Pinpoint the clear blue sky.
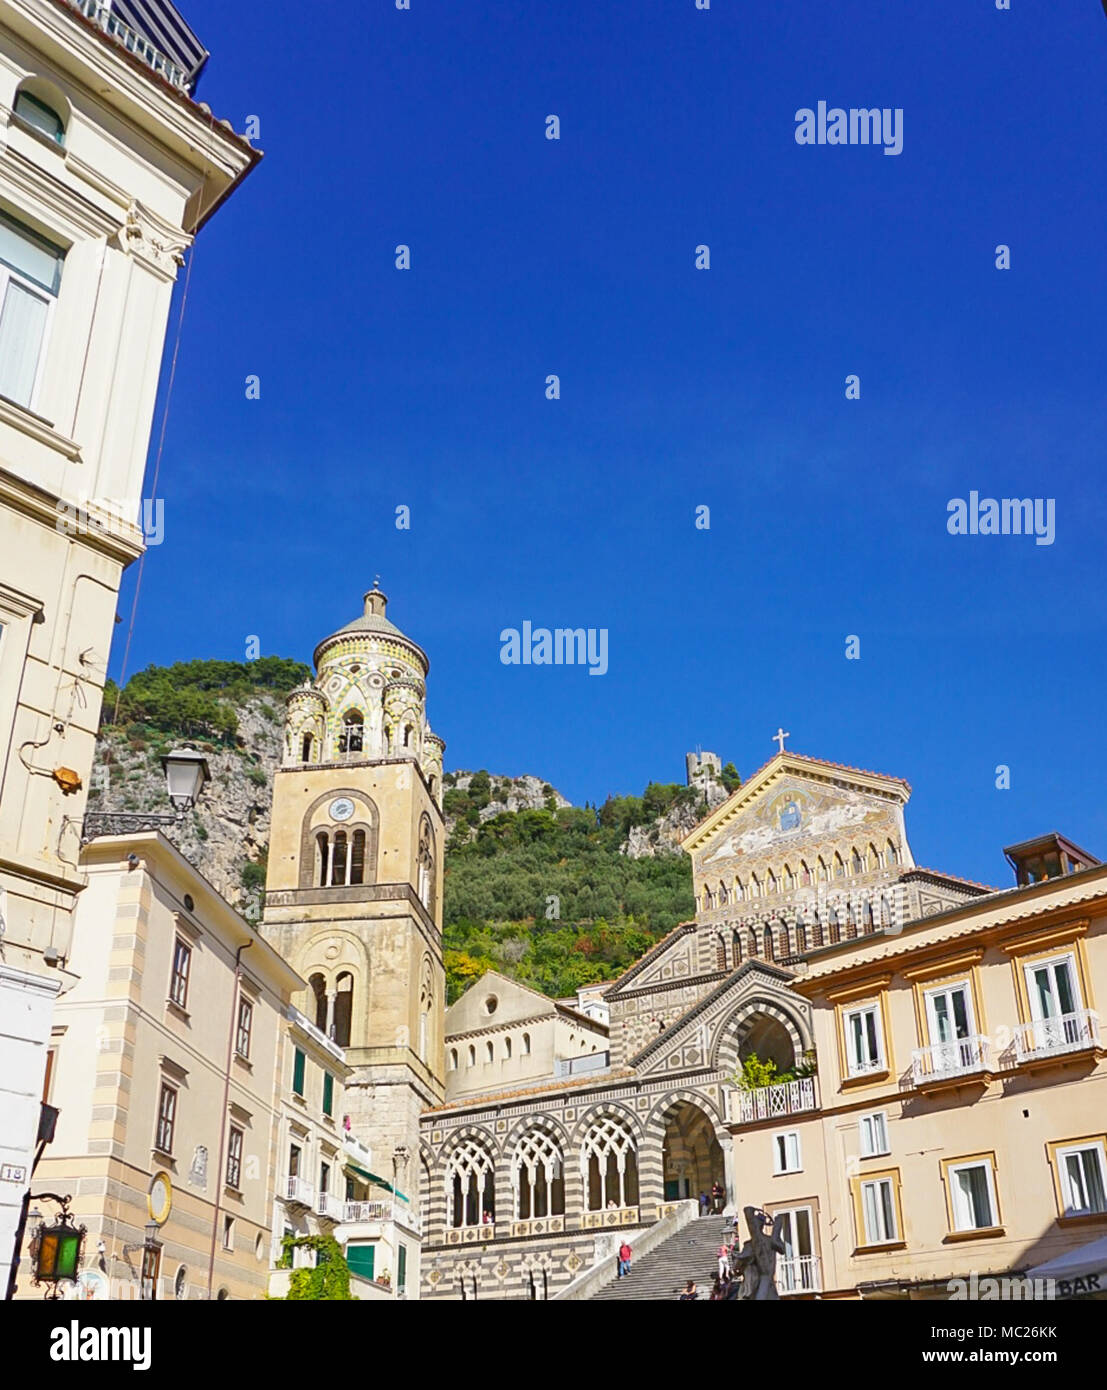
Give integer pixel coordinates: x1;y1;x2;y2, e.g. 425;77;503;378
115;0;1107;887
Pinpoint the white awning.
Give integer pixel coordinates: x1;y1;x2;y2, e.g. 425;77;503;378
1025;1236;1107;1296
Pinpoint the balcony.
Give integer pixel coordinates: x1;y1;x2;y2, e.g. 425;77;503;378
912;1036;990;1092
315;1191;344;1222
340;1199;421;1235
71;0;192;89
730;1076;817;1125
283;1176;314;1208
1014;1010;1102;1065
580;1206;639;1230
778;1255;821;1295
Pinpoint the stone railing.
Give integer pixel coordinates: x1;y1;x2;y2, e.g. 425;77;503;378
551;1200;699;1301
580;1206;639;1230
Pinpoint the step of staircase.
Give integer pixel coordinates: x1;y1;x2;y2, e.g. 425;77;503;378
588;1214;731;1301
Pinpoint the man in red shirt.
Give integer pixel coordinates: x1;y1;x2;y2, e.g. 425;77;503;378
617;1241;633;1279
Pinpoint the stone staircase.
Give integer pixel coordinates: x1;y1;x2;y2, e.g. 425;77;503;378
589;1214;729;1301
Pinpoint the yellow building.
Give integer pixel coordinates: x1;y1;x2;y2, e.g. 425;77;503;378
20;832;301;1301
731;832;1107;1298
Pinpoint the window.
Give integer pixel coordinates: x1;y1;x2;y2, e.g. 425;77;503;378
170;938;191;1009
858;1112;889;1158
235;997;253;1060
512;1124;566;1219
844;1004;884;1076
776;1207;817;1292
301;732;313;763
467;1045;476;1067
448;1048;458;1071
14;90;64;144
773;1131;801;1174
155;1083;177;1155
485;1041;494;1064
504;1036;512;1060
397;1243;407;1294
292;1048;306;1097
0;210;64;409
522;1033;531;1056
946;1159;998;1232
226;1126;244;1189
1056;1142;1107;1216
322;1071;334;1117
288;1143;301;1178
347;1243;375;1281
1026;955;1078;1021
320;1161;330;1195
860;1176;897;1244
338;710;364;754
222;1215;235;1251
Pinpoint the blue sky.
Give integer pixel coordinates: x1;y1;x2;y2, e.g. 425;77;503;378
116;0;1107;886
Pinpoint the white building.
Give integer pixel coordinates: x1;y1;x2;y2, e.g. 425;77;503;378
0;0;256;1291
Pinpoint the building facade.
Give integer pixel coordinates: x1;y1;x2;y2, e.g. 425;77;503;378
0;0;256;1289
18;831;301;1301
417;750;995;1300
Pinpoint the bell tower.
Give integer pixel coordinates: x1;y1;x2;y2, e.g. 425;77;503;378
261;584;446;1189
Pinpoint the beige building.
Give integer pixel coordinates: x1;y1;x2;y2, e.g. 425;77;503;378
444;971;610;1104
736;831;1107;1298
19;832;301;1301
0;0;256;1288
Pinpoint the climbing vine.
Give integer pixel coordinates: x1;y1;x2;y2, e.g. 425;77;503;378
274;1233;354;1301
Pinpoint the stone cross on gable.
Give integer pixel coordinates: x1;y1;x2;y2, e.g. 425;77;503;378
773;728;790;755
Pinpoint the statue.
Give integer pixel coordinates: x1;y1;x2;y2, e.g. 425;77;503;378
732;1206;787;1300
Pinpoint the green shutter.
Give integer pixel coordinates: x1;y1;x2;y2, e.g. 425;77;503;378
322;1071;333;1116
293;1048;305;1096
346;1243;375;1281
397;1243;407;1291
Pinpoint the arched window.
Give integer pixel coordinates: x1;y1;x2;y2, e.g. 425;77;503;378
767;870;777;894
513;1125;565;1219
731;929;742;966
702;887;714;910
403;724;413;749
827;905;840;944
446;1137;496;1228
852;849;863;874
485;1040;494;1064
734;878;745;901
800;861;811;887
315;831;330;888
301;733;313;763
718;881;728;906
418;958;433;1063
862;898;874;931
333;972;353;1048
522;1033;531;1056
448;1048;458;1071
833;853;845;879
796;921;807;951
581;1114;639;1211
468;1045;476;1067
750;874;760;899
417;817;436;911
338;710;364;755
331;831;348;886
309;973;327;1033
350;829;366;885
887;840;898;866
748;927;759;958
811;911;823;948
716;935;727;971
15;88;65;145
817;858;828;882
784;864;795;891
504;1036;512;1060
764;925;775;960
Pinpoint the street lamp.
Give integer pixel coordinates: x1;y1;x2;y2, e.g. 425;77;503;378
81;743;211;842
26;1194;86;1300
162;746;211;812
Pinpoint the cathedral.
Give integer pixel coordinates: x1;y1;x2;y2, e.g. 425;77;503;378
262;587;1080;1301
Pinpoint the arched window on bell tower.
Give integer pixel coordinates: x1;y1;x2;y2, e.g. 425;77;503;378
338;710;364;755
417;815;436;911
301;732;313;763
334;972;354;1048
309;973;327;1033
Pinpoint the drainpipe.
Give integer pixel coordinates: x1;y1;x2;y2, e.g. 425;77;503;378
206;940;251;1298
